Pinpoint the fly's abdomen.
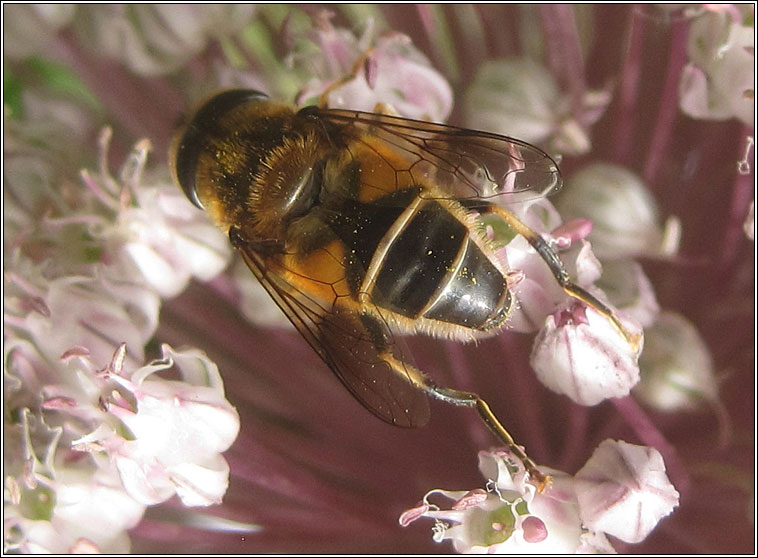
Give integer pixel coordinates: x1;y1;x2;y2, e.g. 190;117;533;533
368;199;511;332
421;236;511;331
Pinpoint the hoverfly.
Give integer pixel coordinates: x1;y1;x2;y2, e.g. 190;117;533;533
170;89;638;490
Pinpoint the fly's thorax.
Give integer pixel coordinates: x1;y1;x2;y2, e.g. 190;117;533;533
171;89;331;243
245;129;332;244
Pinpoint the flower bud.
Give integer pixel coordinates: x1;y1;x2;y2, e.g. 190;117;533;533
530;302;642;406
465;58;610;155
596;260;660;329
635;311;718;412
556;163;680;260
575;440;680;543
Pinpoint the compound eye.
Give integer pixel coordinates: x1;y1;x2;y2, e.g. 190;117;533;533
170;89;271;210
174;155;205;209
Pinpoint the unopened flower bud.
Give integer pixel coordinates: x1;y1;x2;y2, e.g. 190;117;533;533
556;164;679;260
465;58;610;155
635;311;718;412
596;260;660;328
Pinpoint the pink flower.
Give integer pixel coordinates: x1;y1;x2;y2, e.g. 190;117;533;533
401;446;678;552
73;345;239;507
678;5;754;125
530;302;642;406
294;12;453;120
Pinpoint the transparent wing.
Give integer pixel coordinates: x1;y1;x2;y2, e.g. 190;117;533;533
236;243;430;428
313;108;562;204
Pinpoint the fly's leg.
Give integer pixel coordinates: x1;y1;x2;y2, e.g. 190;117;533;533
317;48;376;109
481;204;642;352
420;369;551;490
427;382;552;492
370;332;552;492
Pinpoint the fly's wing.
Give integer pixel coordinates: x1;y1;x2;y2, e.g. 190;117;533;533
236;243;430;428
313;108;562;205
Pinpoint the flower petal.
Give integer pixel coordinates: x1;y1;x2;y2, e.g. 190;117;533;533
530;303;642;406
575;440;680;543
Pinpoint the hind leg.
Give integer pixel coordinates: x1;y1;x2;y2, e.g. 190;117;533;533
480;203;641;351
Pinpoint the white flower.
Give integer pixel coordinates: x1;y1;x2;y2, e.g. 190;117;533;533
43;466;146;553
7;269;159;367
3;408;145;553
6;128;232;340
530;301;642;406
401;444;678;553
400;449;597;554
89;133;232;298
114;180;232;298
574;440;680;543
73;344;240;507
4;336;239;551
679;6;754;125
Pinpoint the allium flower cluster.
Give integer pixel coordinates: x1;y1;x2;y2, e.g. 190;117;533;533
4;341;239;553
4;87;237;550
